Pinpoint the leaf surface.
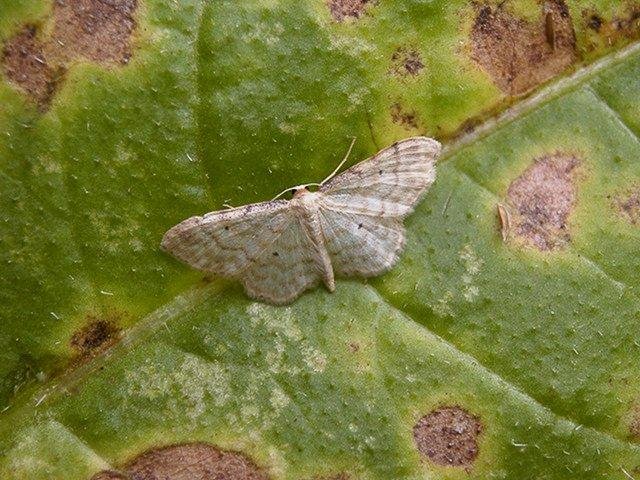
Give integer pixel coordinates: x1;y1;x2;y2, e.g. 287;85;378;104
1;0;640;478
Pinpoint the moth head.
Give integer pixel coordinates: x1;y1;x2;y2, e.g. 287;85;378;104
272;183;320;201
291;185;311;198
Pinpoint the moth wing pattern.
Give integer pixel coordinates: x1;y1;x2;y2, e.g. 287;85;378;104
320;136;440;218
161;200;324;304
318;208;405;277
317;136;440;276
161;200;292;276
240;216;324;304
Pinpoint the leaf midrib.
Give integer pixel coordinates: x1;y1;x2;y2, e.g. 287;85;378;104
442;40;640;158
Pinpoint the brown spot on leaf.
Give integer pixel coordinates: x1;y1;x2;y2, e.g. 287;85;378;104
612;4;640;35
413;406;482;468
615;188;640;225
2;26;63;109
389;47;424;77
586;13;604;32
71;317;120;359
2;0;137;109
49;0;137;64
470;0;577;95
582;4;640;50
90;472;128;480
390;103;419;130
506;153;580;251
90;443;269;480
630;407;640;440
458;117;482;137
327;0;373;22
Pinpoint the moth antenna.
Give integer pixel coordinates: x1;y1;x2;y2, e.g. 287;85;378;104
321;137;356;185
271;182;323;201
271;187;294;201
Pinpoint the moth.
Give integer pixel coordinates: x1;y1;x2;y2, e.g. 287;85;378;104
161;136;441;304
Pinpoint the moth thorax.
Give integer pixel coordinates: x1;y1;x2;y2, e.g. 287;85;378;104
292;190;322;214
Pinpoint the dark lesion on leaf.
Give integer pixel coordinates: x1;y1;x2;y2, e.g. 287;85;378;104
327;0;375;22
581;3;640;51
2;25;64;109
457;116;481;137
470;0;578;96
413;405;483;468
389;47;424;77
504;153;580;251
585;12;604;32
611;4;640;35
70;316;121;361
613;187;640;225
390;102;420;130
53;0;137;64
1;0;137;110
90;443;270;480
629;404;640;441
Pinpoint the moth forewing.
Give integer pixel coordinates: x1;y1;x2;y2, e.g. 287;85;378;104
320;136;440;217
160;200;292;276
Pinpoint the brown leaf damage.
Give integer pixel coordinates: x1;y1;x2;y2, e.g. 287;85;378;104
470;0;577;96
413;406;483;468
327;0;374;22
71;316;121;361
506;153;580;251
2;0;137;110
390;102;419;130
389;47;424;77
582;3;640;48
614;188;640;225
90;443;269;480
2;26;63;108
49;0;137;64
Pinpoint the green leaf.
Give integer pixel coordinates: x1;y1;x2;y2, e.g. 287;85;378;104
2;0;640;478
